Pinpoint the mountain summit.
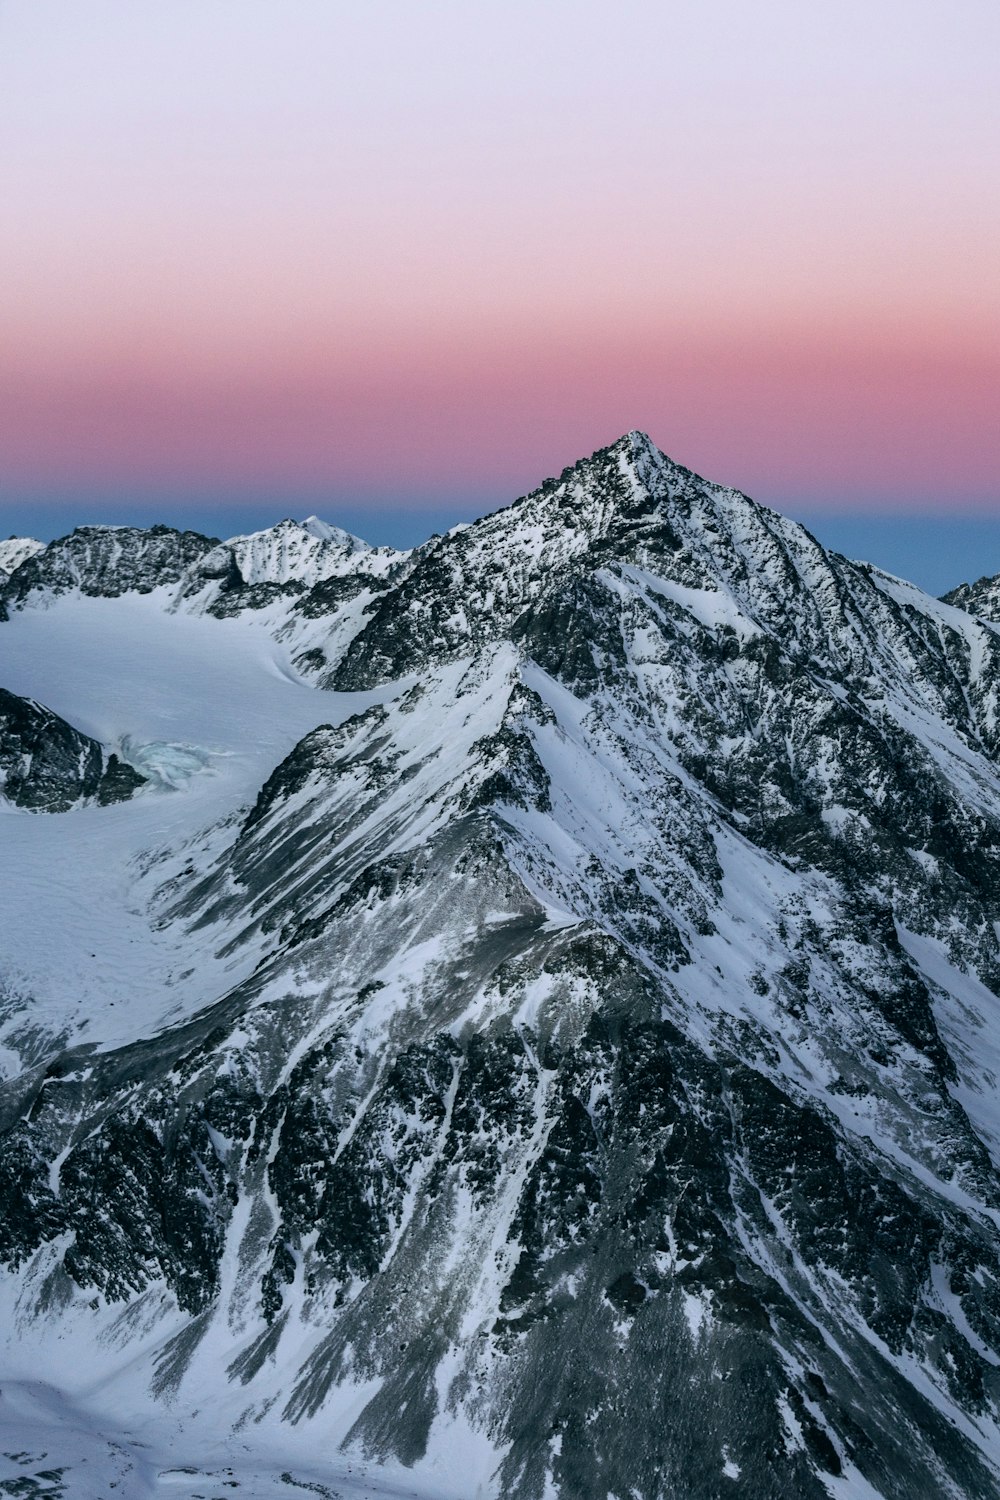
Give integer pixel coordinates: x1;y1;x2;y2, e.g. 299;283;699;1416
3;436;1000;1497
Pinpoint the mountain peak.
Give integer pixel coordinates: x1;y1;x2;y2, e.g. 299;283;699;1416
0;536;44;580
616;427;659;454
299;515;369;552
217;516;372;557
605;427;678;469
330;430;790;690
551;429;696;511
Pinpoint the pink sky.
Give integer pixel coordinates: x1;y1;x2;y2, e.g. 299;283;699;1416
1;0;997;515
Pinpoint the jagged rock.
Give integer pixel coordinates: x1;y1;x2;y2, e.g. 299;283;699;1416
0;688;146;810
1;523;219;610
943;572;1000;620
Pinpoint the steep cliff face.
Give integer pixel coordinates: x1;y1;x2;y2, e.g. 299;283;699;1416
4;436;1000;1498
1;523;219;611
943;571;1000;622
0;687;145;810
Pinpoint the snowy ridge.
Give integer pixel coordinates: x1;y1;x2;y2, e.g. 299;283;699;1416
1;516;413;689
0;515;404;614
172;517;413;689
944;571;1000;624
4;434;1000;1498
0;535;44;580
186;516;387;595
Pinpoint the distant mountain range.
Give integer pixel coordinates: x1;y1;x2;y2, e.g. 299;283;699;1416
4;432;1000;1498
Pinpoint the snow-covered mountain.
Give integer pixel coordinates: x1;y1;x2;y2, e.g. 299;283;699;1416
0;515;393;606
177;515;406;616
4;434;1000;1498
943;572;1000;622
1;516;412;691
0;535;44;582
201;515;370;587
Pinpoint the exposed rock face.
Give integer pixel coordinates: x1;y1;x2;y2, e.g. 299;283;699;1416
0;688;145;810
4;436;1000;1497
943;572;1000;621
1;523;219;611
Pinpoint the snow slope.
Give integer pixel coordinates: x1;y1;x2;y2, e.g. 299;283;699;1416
0;592;392;1058
0;535;44;579
210;516;370;587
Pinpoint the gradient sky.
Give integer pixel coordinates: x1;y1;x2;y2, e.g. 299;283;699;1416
1;2;998;588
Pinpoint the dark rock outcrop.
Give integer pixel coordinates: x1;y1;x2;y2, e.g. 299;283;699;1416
0;688;145;810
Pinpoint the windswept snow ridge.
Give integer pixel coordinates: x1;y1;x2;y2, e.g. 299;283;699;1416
0;535;44;581
4;438;1000;1498
182;515;394;602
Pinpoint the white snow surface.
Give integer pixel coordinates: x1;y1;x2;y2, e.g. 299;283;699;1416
0;592;387;1055
0;535;44;577
204;517;374;589
0;1376;482;1499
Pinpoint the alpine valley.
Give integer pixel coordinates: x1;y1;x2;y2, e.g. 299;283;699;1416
5;432;1000;1499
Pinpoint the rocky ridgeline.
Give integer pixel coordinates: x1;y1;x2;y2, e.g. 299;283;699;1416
0;516;409;623
0;523;220;614
943;573;1000;622
5;436;1000;1497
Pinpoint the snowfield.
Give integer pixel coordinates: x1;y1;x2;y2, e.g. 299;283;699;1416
0;592;387;1056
